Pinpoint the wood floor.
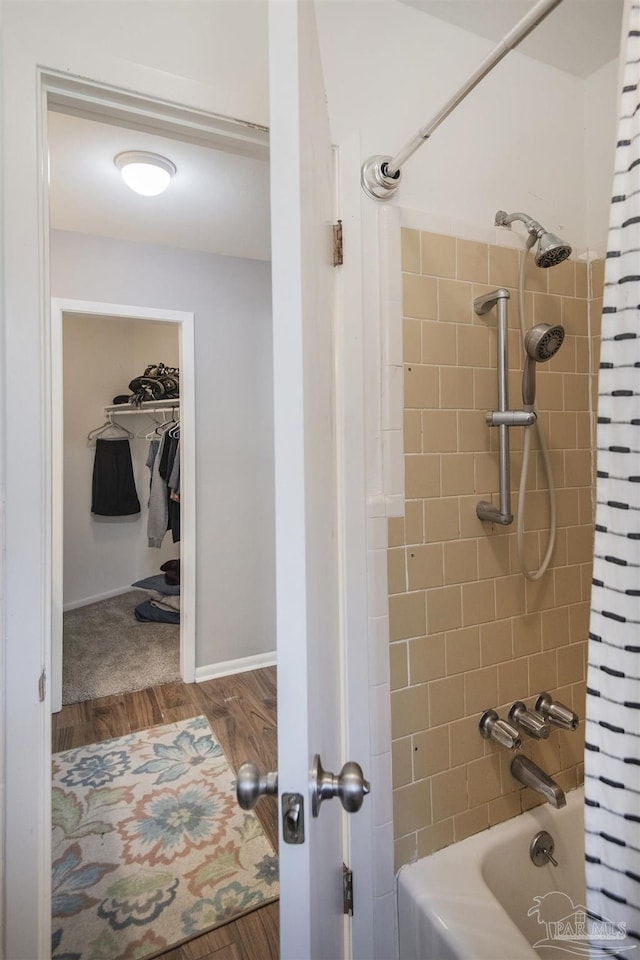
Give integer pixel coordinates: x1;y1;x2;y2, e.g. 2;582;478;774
52;667;279;960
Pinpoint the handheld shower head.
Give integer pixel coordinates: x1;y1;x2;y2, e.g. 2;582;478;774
525;323;565;361
522;323;565;408
495;211;572;268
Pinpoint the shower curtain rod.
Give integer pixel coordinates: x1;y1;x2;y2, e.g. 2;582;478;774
361;0;565;200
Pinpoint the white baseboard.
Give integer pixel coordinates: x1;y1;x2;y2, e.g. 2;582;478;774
63;586;135;612
195;650;277;683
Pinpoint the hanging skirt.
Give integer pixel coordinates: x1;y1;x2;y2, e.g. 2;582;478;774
91;438;141;517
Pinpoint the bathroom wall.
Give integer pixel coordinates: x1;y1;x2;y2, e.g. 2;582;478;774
62;314;180;608
585;57;621;255
389;227;605;869
315;0;618;928
316;0;619;255
51;229;275;673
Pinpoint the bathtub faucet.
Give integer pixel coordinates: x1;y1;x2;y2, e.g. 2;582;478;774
511;755;566;808
535;692;579;731
479;709;522;751
508;701;550;739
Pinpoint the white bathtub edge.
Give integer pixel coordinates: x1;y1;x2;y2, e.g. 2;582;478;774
397;786;585;960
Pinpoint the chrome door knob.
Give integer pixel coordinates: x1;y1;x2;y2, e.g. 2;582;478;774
236;761;278;810
311;754;370;817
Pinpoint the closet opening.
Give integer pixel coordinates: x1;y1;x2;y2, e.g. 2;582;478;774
51;299;196;712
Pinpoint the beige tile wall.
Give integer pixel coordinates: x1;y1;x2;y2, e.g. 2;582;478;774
390;228;604;869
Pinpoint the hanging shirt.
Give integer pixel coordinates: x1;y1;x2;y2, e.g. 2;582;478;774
147;430;170;547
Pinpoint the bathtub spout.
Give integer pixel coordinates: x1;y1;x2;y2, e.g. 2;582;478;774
511;755;566;808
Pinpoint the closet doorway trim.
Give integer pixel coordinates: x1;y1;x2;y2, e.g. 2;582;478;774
50;298;196;713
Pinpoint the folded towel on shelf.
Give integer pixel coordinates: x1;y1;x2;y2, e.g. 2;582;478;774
132;574;180;596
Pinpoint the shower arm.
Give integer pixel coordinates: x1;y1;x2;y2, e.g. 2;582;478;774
495;210;543;240
361;0;564;200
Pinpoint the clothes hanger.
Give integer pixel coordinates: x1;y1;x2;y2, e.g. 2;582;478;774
144;422;165;441
162;405;180;439
144;412;173;442
136;411;167;439
87;413;134;445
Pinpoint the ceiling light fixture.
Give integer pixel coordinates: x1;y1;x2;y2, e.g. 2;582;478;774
114;151;176;196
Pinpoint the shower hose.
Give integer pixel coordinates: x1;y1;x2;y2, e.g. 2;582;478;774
516;240;558;581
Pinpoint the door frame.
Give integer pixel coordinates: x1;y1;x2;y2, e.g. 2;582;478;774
2;45;376;959
50;298;196;713
1;58;268;958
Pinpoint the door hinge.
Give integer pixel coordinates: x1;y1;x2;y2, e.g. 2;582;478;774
333;220;343;267
38;669;46;702
343;863;354;916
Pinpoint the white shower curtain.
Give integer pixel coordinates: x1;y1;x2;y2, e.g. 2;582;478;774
585;2;640;957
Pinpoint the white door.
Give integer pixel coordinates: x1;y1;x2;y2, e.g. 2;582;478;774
269;2;354;958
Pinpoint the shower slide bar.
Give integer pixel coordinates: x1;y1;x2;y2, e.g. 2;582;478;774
361;0;564;200
474;288;536;526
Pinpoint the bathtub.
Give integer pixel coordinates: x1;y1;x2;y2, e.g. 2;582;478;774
398;787;585;960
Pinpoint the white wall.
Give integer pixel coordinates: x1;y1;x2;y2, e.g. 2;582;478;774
316;1;618;254
52;230;275;669
584;57;620;256
63;314;180;607
3;0;269;128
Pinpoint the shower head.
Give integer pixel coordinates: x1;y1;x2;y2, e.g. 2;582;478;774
522;323;565;408
535;231;572;268
495;210;572;268
525;323;565;362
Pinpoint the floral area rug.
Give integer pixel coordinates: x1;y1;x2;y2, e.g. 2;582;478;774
52;716;278;960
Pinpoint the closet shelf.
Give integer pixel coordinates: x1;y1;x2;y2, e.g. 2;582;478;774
104;399;180;416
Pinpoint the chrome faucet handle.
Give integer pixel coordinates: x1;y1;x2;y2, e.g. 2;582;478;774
535;692;579;731
508;701;550;739
479;709;522;751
